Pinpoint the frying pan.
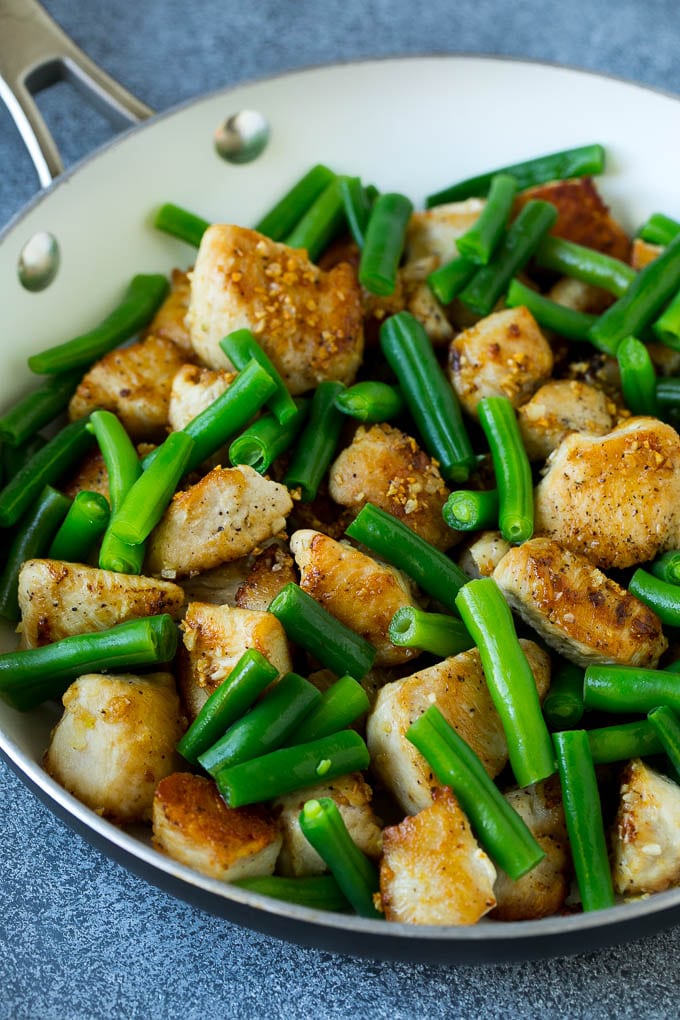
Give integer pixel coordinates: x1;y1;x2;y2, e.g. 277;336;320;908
2;0;680;965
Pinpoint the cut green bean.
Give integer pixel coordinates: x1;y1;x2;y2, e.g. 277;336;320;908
154;203;210;247
284;178;345;262
219;328;298;425
47;489;110;563
359;192;413;296
535;235;636;297
638;213;680;247
2;434;47;480
89;411;145;575
543;661;585;730
477;396;533;543
442;488;499;532
456;174;518;265
652;287;680;350
228;400;308;474
268;583;376;679
656;377;680;413
388;606;473;658
28;274;169;374
648;705;680;777
334;381;404;423
283;381;345;502
553;729;615;913
0;369;82;447
407;706;545;880
649;551;680;586
232;874;350;912
338;175;373;248
255;164;336;241
215;729;370;808
628;568;680;627
286;675;369;745
455;578;555;787
584;663;680;715
426;254;477;305
617;335;658;416
587;719;663;765
0;613;178;712
379;311;475;481
345;502;469;612
506;278;597;343
298;797;382;919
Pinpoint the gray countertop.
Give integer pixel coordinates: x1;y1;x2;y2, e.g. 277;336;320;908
3;1;680;1016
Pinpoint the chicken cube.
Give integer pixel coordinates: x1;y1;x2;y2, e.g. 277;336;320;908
458;531;511;579
517;379;616;461
235;543;297;612
612;759;680;896
547;276;613;316
405;199;486;265
143;268;193;352
167;363;236;432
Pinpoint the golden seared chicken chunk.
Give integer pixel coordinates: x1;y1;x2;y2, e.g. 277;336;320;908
631;238;661;271
235;543;297;612
152;772;281;881
44;672;184;823
366;641;550;815
534;417;680;570
68;335;190;442
186;224;363;394
17;559;184;649
493;538;666;668
547;276;613;316
612;759;680;896
458;531;511;579
167;363;236;431
401;275;453;345
328;423;454;551
491;777;571;921
179;602;291;718
405;199;486;265
290;529;419;667
517;379;616;461
379;787;497;925
273;773;382;877
145;465;292;579
448;306;553;418
143;268;193;352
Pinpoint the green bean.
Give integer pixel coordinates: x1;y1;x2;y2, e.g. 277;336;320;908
616;335;658;416
649;551;680;586
228;400;308;474
628;568;680;626
587;719;663;764
506;278;597;343
426;254;477;305
154;203;210;247
0;369;82;447
215;729;370;808
379;311;475;481
459;200;558;317
345;502;469;612
542;661;585;730
455;578;555;787
298;797;382;919
652;287;680;350
286;675;369;745
232;874;350;912
219;328;298;425
47;490;110;563
442;488;499;532
656;377;680;414
268;583;376;680
535;235;636;297
477;396;533;543
283;381;345;502
456;173;518;265
255;164;336;241
638;213;680;247
334;381;404;423
338;175;373;248
648;705;680;777
388;606;473;658
407;705;545;880
28;274;169;374
88;410;145;575
358;192;413;296
553;729;615;912
284;178;345;262
426;143;605;206
0;613;178;712
2;434;47;480
584;663;680;715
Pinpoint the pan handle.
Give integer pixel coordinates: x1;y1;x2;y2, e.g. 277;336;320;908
0;0;153;187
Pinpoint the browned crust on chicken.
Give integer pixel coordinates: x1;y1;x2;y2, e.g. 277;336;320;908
630;238;662;271
235;543;298;612
517;379;616;461
167;363;236;432
143;268;193;352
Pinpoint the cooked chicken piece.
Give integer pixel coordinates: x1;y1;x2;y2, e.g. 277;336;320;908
144;465;292;579
179;601;292;718
44;672;184;823
143;268;193;352
517;379;616;461
366;641;550;815
494;538;666;669
235;543;297;612
68;335;190;442
631;238;662;271
152;772;281;880
61;449;110;501
379;787;496;925
167;363;236;432
458;531;511;579
534;417;680;570
447;306;553;417
273;773;382;877
328;423;454;551
612;759;680;896
181;561;251;607
405;199;486;265
547;276;613;316
290;529;419;667
399;259;453;345
491;777;571;921
186;224;363;394
17;559;184;649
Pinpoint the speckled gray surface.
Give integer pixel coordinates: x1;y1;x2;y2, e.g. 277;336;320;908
3;1;680;1016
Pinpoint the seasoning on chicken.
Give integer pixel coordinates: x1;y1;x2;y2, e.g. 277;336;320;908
186;224;364;394
44;671;184;824
290;529;420;667
458;531;511;580
366;641;550;815
611;758;680;896
17;559;185;649
534;417;680;570
235;543;297;612
143;268;193;352
517;379;616;461
379;786;497;925
167;363;236;432
152;772;281;881
144;465;293;579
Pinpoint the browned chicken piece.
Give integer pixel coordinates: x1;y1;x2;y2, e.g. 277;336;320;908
143;268;193;353
379;787;497;925
630;237;662;271
457;531;511;579
167;363;236;431
491;777;571;921
17;559;184;649
514;177;631;261
403;278;453;345
494;538;666;669
366;641;550;815
611;759;680;896
328;423;454;551
44;672;185;823
144;465;293;579
235;543;297;612
181;561;252;608
153;772;281;880
534;417;680;570
448;306;553;418
405;199;486;264
179;601;292;718
68;335;190;442
186;224;363;394
547;276;613;316
273;773;382;877
290;528;419;667
61;448;111;501
517;379;616;461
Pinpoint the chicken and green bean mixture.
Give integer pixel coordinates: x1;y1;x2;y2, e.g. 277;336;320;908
4;144;680;924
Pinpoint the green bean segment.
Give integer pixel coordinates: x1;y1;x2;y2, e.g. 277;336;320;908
587;719;663;765
0;369;82;447
477;396;533;543
648;706;680;777
638;212;680;247
456;173;518;264
232;874;350;912
359;192;414;296
154;203;210;247
255;164;336;241
617;336;658;416
338;175;373;248
287;675;370;745
442;488;498;532
628;568;680;627
47;490;110;563
649;551;680;586
334;381;404;423
535;236;636;297
228;401;308;474
283;381;345;502
584;663;680;715
543;662;585;730
426;254;477;305
506;279;597;343
220;328;298;425
284;178;345;262
388;606;473;658
652;287;680;350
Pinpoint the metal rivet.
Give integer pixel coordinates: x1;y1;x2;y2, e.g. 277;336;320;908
18;231;60;292
214;109;270;164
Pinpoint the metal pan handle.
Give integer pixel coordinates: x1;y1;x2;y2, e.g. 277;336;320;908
0;0;153;187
